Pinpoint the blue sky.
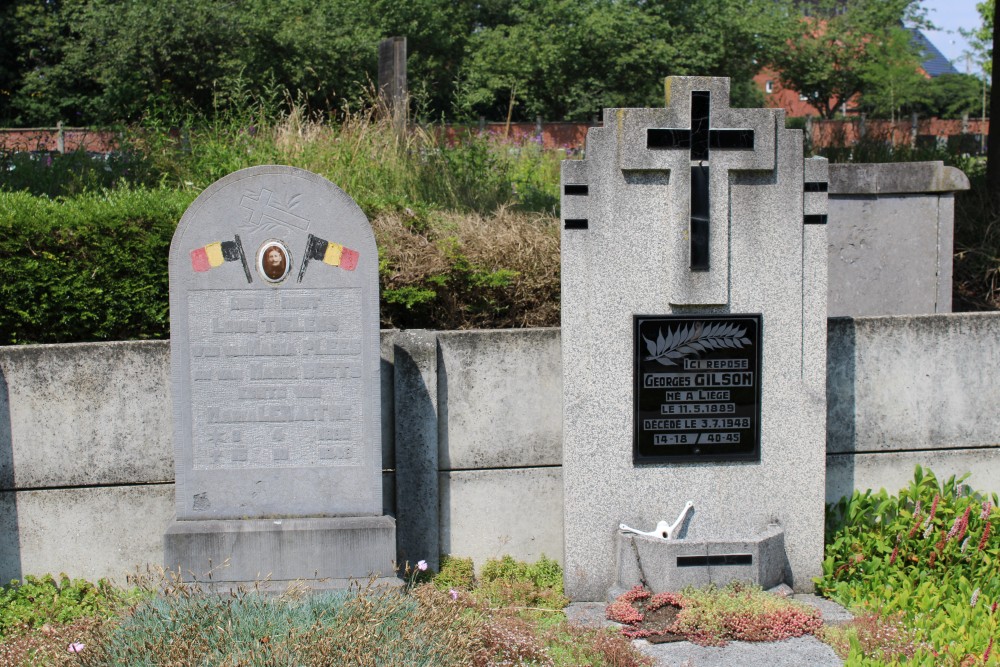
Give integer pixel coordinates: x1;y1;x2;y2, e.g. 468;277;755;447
918;0;988;72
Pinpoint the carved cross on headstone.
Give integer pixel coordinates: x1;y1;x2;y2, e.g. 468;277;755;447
647;90;754;271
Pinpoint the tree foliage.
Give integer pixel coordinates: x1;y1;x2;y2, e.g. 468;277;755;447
454;0;787;121
771;0;927;119
963;0;994;75
0;0;795;125
917;73;989;119
0;0;968;126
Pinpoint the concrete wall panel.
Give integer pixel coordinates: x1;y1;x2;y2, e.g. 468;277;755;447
827;448;1000;505
0;341;172;489
439;467;563;568
1;484;174;584
438;329;561;469
827;162;968;317
828;314;1000;454
1;309;999;581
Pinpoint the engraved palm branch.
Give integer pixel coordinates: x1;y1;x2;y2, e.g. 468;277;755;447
643;322;752;367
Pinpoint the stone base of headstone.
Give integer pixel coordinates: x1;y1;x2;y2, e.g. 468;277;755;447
608;525;788;601
164;515;399;589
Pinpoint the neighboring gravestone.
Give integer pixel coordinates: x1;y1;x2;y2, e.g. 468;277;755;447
164;166;396;588
561;76;828;601
826;161;969;317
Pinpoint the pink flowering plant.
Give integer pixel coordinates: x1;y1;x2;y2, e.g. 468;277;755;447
607;582;821;646
818;465;1000;664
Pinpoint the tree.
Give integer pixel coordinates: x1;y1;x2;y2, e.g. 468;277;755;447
854;26;932;120
0;3;24;124
455;0;789;122
0;0;800;125
964;0;994;76
7;0;103;125
910;73;989;119
455;0;675;121
770;0;927;119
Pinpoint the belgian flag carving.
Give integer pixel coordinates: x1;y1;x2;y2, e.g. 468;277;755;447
297;233;359;282
190;235;252;283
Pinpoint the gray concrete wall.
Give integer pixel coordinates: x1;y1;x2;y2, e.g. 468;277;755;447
826;313;1000;502
827;161;969;317
2;316;999;582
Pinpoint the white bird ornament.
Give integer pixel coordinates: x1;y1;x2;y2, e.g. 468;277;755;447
619;501;694;540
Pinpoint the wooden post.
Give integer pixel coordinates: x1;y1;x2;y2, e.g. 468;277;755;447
504;83;516;139
378;37;408;130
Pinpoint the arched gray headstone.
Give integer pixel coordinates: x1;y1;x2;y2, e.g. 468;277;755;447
164;166;395;588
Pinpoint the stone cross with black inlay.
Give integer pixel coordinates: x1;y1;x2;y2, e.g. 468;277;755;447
647;90;754;271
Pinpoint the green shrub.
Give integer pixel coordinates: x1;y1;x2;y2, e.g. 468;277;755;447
0;111;565;343
478;555;568;610
0;188;193;344
90;584;476;666
0;564;656;667
670;583;822;646
819;465;1000;665
434;555;476;591
480;554;563;591
0;147;157;198
606;583;822;646
129;106;560;219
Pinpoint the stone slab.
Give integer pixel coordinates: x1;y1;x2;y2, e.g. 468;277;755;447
633;635;843;667
163;515;397;583
827;194;953;316
438;328;561;469
826;162;967;318
0;341;171;489
828;161;969;195
392;330;440;570
0;484;175;584
379;330;398;470
0;335;403;494
793;593;855;626
439;467;563;568
169;166;382;520
828;314;1000;454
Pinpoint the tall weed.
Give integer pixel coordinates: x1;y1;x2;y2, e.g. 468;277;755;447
132;103;560;217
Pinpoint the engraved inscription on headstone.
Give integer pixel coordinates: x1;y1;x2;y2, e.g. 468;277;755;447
634;314;761;462
188;289;362;470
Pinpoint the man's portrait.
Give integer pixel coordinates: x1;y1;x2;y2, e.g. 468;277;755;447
259;241;290;282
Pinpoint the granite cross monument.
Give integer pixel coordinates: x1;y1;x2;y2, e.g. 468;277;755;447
561;76;828;600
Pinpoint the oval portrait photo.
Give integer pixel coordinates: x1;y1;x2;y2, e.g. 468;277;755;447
257;240;292;283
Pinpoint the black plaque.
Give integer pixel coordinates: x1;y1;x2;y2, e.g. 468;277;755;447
634;314;761;463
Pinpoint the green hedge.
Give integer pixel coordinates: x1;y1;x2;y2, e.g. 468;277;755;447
0;188;194;344
0;188;561;344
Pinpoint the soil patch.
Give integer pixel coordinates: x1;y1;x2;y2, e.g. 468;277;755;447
637;604;686;644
